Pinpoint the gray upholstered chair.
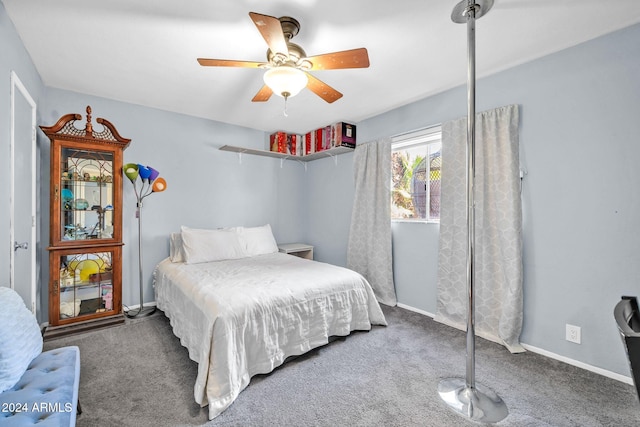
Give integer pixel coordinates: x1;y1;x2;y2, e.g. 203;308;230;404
614;295;640;404
0;287;81;426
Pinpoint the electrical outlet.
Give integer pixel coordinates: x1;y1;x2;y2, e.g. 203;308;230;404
566;324;581;344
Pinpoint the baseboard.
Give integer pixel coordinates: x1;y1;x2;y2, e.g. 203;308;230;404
521;343;633;385
396;302;633;385
122;301;157;312
397;302;435;318
43;313;125;340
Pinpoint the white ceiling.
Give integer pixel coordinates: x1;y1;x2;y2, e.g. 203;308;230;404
4;0;640;134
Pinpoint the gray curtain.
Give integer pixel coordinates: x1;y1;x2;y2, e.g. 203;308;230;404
435;104;524;353
347;138;397;306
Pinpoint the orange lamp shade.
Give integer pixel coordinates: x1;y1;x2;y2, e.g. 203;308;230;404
152;177;167;193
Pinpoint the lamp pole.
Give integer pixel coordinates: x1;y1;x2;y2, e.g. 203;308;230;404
126;199;156;318
123;164;166;318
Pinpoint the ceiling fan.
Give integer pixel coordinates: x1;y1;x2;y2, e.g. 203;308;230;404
197;12;370;104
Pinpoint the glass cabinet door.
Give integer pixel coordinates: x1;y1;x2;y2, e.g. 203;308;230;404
60;148;114;241
55;249;116;321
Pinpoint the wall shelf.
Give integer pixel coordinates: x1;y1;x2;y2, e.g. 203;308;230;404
220;144;354;162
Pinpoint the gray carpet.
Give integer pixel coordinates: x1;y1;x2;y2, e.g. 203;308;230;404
43;306;639;426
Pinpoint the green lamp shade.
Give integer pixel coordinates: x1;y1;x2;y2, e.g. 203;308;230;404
124;163;139;182
152;177;167;193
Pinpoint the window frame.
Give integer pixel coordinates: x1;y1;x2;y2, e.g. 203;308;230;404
391;125;442;224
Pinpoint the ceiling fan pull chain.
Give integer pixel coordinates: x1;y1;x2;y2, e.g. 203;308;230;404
283;95;289;117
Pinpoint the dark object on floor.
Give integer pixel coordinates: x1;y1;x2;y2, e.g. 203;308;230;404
614;295;640;404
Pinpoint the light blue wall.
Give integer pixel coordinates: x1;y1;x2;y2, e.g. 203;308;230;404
303;152;356;266
307;23;640;377
39;89;307;316
0;1;45;317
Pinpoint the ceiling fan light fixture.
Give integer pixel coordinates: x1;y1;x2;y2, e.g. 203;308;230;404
263;66;308;98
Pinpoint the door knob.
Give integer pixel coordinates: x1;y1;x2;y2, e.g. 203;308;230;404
14;241;28;251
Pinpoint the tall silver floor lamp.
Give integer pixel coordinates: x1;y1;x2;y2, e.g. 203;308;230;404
123;163;167;318
437;0;509;423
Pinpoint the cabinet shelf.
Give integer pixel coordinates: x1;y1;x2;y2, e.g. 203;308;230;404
62;180;111;185
62;209;110;212
60;281;111;291
220;144;354;162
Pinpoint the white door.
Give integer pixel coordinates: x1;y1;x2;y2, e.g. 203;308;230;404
10;71;37;313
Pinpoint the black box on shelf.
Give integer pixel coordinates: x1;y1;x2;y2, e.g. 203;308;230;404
332;122;356;148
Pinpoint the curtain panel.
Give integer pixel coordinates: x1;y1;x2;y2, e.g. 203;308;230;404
435;104;524;353
347;138;397;306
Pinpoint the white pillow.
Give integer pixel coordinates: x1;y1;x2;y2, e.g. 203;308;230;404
237;224;278;256
169;232;185;263
0;287;43;393
181;226;246;264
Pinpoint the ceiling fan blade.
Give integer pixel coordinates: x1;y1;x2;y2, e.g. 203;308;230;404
249;12;289;58
306;48;370;70
197;58;265;68
305;73;343;103
252;85;273;102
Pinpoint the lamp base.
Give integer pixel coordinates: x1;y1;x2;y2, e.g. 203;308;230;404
438;378;508;423
124;306;157;319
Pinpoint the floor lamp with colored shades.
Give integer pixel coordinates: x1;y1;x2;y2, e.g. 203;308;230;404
123;163;167;318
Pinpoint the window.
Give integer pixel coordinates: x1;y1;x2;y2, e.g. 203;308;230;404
391;126;442;222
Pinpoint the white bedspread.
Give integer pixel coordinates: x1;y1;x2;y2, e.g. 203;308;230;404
153;252;387;419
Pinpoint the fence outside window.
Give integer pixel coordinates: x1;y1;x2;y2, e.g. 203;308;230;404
391;126;442;222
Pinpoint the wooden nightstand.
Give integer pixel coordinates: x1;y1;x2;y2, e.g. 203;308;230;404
278;243;314;260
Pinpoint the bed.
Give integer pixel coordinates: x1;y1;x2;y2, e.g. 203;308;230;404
153;225;387;420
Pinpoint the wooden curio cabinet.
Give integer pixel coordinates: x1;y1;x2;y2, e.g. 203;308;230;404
41;106;130;333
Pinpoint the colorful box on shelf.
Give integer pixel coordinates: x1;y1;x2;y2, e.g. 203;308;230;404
313;127;324;153
272;122;357;157
332;122;357;149
304;132;315;156
270;131;286;154
312;122;356;153
269;131;303;155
